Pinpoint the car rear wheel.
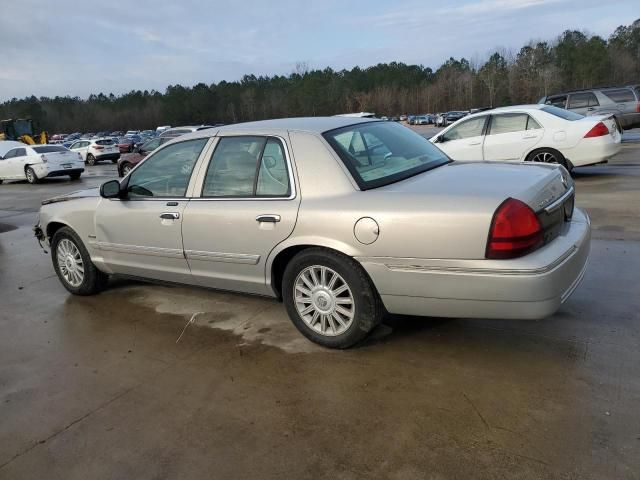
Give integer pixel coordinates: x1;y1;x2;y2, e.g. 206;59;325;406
86;154;96;166
25;167;39;184
69;172;81;180
282;248;383;349
526;148;567;169
120;162;133;177
51;227;108;295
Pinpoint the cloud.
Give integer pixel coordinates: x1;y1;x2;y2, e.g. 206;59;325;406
0;0;637;100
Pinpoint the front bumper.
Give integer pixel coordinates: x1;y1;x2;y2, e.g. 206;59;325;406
358;208;591;320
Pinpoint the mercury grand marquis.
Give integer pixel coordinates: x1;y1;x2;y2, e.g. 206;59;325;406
35;117;590;348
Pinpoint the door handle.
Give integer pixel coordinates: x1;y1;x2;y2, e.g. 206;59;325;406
468;141;481;146
256;214;281;223
522;134;538;139
160;212;180;220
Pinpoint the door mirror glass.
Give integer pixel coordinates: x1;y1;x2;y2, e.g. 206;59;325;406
100;180;122;198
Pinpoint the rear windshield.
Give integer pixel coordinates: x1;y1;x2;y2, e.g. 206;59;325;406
323;121;450;190
32;145;68;153
95;139;114;145
540;106;583;121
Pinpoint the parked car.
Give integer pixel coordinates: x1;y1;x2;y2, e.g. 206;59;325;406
399;115;407;121
35;117;589;349
0;144;84;184
443;111;469;125
415;115;430;125
156;125;171;135
124;130;140;138
116;137;135;153
407;115;416;125
69;138;120;165
539;86;640;130
117;136;170;177
111;131;124;137
159;125;214;138
431;105;621;169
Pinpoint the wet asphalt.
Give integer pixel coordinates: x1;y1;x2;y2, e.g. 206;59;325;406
1;131;639;479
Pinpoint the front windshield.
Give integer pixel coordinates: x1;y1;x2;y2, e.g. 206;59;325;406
323;121;450;189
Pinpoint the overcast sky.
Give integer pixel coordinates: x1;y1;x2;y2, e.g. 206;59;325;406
0;0;637;101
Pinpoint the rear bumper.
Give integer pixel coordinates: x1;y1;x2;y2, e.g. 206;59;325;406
566;137;622;167
32;163;85;178
94;153;121;162
358;208;591;320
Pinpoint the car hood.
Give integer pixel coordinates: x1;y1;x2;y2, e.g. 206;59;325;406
42;187;100;205
377;161;572;213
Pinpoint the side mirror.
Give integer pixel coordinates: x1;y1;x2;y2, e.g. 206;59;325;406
100;179;124;199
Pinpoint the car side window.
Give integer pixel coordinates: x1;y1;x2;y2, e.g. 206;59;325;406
527;116;542;130
545;95;567;108
201;136;291;198
14;148;27;157
601;88;635;103
256;139;290;196
489;114;528;135
568;92;599;109
127;138;208;198
442;117;486;141
2;149;17;159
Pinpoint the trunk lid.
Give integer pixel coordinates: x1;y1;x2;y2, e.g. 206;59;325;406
42;150;82;167
378;161;572;214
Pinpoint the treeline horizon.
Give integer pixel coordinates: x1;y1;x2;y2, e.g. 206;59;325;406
1;19;638;133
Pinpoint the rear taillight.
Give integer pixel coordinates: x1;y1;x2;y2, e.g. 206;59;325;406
94;145;104;150
486;198;544;259
40;154;47;163
584;121;609;138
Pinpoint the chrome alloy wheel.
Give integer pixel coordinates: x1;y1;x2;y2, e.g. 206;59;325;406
531;151;558;163
56;238;84;287
294;265;355;336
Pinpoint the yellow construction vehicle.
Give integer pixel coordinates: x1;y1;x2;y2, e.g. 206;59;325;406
0;118;48;145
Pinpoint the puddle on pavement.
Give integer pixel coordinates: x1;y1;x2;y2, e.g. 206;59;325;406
0;223;18;234
114;285;322;354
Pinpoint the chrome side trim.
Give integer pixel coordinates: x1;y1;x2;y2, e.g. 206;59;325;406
544;186;574;214
185;250;260;265
90;241;184;259
384;246;577;276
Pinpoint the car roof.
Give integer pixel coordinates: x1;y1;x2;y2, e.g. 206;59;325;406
207;117;378;136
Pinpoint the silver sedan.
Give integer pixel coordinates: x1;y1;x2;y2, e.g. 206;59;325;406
35;117;590;348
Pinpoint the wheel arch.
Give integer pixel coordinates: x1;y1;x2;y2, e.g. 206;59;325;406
267;239;364;300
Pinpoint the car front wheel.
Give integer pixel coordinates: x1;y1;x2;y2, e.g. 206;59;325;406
282;248;383;348
51;227;108;295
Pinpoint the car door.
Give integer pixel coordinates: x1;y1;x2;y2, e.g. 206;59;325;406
182;135;300;295
94;137;210;283
433;116;487;161
70;141;89;161
0;148;18;178
5;147;28;178
482;113;543;161
567;92;599;116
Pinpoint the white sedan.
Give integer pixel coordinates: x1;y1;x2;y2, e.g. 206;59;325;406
430;105;621;169
0;144;84;184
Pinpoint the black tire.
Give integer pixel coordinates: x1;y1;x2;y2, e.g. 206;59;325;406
525;148;568;169
69;172;81;180
282;248;383;349
86;154;96;166
25;167;39;184
51;227;108;295
120;162;133;177
0;179;3;185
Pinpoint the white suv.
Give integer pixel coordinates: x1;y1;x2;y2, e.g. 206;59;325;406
69;138;120;166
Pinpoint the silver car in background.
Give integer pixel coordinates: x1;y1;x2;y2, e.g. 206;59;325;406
35;118;590;348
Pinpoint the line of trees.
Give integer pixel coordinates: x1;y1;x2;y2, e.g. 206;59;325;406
1;19;638;133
